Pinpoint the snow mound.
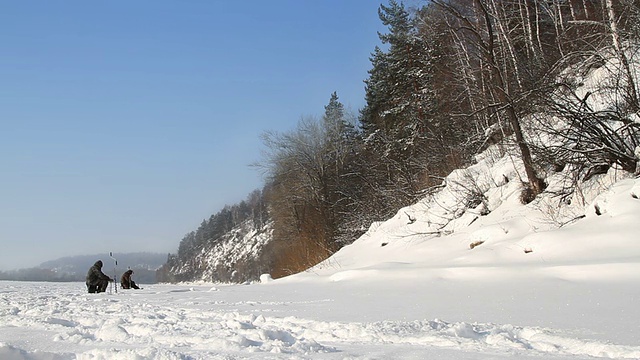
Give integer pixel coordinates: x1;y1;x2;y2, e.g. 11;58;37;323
305;145;640;283
77;347;191;360
0;342;70;360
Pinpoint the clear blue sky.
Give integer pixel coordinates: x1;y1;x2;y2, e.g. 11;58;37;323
0;1;411;270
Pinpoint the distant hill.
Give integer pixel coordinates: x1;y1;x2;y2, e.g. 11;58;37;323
0;253;166;284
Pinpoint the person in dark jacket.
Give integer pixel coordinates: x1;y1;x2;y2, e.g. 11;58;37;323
85;260;113;293
120;269;140;289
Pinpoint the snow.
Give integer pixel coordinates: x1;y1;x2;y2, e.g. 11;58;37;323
1;276;639;359
2;145;640;359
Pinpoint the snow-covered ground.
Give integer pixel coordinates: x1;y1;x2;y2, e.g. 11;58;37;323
2;146;640;359
1;276;639;360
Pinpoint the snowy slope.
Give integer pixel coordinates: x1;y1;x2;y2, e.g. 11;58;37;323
166;219;273;283
305;146;640;283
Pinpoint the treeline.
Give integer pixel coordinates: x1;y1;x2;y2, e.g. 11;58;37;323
0;268;78;282
0;268;160;285
163;0;640;281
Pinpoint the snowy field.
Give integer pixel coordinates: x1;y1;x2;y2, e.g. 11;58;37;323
2;151;640;359
1;274;639;359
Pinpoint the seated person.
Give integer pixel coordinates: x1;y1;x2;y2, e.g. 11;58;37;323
120;269;140;289
85;260;113;293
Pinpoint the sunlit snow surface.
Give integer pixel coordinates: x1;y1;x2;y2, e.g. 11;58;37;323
2;155;640;359
1;276;640;360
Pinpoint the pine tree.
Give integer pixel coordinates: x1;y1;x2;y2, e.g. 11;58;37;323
362;0;416;136
358;1;442;223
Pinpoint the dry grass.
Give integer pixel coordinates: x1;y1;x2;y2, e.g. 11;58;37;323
271;237;334;279
469;240;485;249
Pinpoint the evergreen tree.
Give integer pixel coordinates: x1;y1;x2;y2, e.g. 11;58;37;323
362;0;415;136
358;1;441;223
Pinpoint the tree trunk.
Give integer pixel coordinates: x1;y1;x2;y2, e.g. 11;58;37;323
603;0;639;111
477;0;544;197
533;0;545;58
520;0;538;61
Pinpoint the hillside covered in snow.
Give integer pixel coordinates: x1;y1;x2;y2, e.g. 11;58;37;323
306;145;640;283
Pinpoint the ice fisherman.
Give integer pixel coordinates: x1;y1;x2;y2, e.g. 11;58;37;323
120;269;140;289
85;260;113;293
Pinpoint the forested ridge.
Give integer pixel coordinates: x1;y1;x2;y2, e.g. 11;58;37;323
158;0;640;283
1;253;166;283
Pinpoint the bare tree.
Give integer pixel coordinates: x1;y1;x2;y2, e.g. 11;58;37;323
433;0;545;201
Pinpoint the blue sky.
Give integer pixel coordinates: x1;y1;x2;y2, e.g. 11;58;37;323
0;1;408;270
